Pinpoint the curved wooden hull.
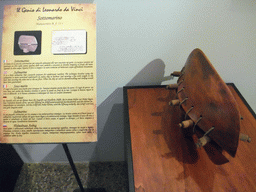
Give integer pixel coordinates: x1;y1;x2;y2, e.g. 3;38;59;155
177;49;240;157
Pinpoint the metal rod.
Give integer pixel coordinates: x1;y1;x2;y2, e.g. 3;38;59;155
185;106;194;120
62;143;84;192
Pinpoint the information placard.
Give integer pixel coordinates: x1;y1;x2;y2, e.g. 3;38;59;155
0;4;97;143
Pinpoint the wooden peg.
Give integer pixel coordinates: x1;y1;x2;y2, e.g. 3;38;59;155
171;71;182;77
196;135;211;148
239;133;251;143
166;84;178;89
179;119;194;128
169;99;180;106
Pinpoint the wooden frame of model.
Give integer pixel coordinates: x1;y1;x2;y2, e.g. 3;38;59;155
167;48;251;164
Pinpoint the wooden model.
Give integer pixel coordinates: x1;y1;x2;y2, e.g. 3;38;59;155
167;48;251;163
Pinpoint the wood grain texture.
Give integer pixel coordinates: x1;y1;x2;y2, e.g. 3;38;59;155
126;85;256;192
177;49;240;157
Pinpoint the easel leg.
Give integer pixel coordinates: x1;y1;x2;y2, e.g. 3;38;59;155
62;143;85;192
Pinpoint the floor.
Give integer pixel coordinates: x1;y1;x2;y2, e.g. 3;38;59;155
13;162;129;192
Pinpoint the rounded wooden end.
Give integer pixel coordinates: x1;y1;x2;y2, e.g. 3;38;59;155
166;84;178;89
171;71;182;77
179;120;193;128
196;135;211;148
169;99;180;106
240;133;251;143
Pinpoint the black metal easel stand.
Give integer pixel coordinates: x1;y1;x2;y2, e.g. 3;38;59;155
62;143;85;192
62;144;106;192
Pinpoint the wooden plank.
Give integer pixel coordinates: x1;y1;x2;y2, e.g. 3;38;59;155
126;85;256;192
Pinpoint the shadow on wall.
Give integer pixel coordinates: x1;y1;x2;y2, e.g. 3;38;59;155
126;58;168;86
16;58;171;163
90;58;172;161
